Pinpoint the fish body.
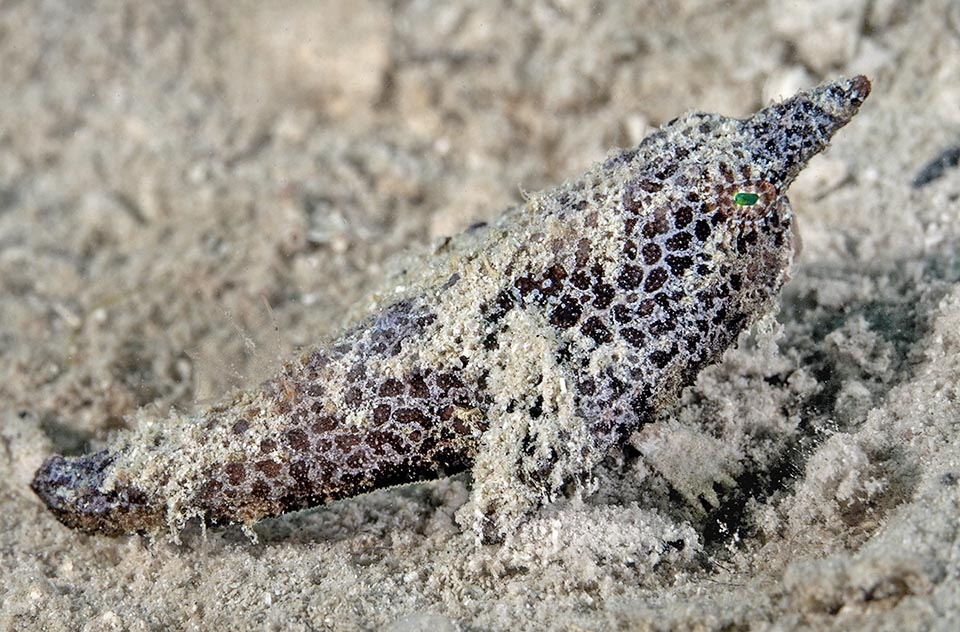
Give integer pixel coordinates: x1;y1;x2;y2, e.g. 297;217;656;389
32;76;871;538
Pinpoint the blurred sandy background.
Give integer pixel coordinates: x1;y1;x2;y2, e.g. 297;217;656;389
2;1;960;630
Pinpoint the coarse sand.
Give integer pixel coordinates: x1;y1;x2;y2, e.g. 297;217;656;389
2;1;960;630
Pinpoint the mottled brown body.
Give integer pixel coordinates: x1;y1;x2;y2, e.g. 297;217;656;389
198;300;492;526
32;76;870;538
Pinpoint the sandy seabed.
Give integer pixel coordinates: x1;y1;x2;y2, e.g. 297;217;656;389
2;1;960;630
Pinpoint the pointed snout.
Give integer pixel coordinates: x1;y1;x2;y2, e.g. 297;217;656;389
745;75;871;188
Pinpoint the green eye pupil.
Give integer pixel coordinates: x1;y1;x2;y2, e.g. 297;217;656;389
734;192;759;206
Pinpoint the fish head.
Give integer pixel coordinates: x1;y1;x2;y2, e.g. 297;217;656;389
619;76;870;340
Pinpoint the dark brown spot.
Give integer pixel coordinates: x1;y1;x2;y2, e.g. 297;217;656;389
581;317;612;345
591;282;615;309
347;364;365;382
644;268;669;292
617;265;644;290
642;210;670;238
637;299;655;317
408;373;431;399
515;275;537;296
571;270;591;291
719;161;734;183
379;378;404;398
694;219;711;241
256;459;282;478
260;438;277;454
550;295;583;328
607;375;628;398
528;395;544;419
367;430;392;457
335;434;360;451
285;428;310;452
550;261;570;280
613;304;633;324
623;189;643;214
199;478;221;500
394;407;429;425
225;462;245;486
654;292;674;308
622;327;644;348
377;430;406;453
373;404;391;426
289;460;311;491
343;448;367;471
313;415;338;434
665;254;693;275
231;419;249;435
642;243;662;265
666;232;692;251
435;372;464;393
575;238;592;267
539;264;567;297
650;348;673;369
251;479;271;499
345;387;363;407
674;206;693;228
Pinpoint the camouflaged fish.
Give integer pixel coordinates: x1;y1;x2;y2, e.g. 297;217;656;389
32;76;871;539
